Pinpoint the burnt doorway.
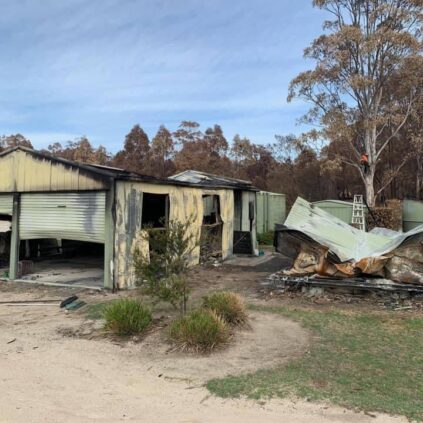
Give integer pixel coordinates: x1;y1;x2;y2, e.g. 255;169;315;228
200;195;223;263
234;190;243;232
233;196;255;255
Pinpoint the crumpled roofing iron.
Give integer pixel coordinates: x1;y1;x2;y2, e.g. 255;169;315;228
284;197;423;262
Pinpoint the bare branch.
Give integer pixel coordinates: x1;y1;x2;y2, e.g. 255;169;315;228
376;94;415;161
376;156;410;196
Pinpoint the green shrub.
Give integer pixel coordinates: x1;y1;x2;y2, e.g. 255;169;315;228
103;298;152;336
169;309;229;352
133;217;198;315
202;291;247;326
257;231;274;245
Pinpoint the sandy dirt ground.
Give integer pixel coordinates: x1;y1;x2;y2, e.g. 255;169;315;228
0;260;409;423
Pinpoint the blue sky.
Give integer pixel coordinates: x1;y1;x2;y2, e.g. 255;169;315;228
0;0;326;152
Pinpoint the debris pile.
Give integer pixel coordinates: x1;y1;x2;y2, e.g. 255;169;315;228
275;198;423;287
259;275;423;310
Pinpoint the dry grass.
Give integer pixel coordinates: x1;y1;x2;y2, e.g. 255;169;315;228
202;291;247;326
168;309;229;353
103;298;152;336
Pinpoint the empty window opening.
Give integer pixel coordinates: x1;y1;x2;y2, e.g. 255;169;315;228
202;195;222;225
142;193;169;228
201;195;223;263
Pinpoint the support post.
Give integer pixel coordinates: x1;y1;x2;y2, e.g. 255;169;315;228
251;193;259;256
9;193;20;280
104;181;115;290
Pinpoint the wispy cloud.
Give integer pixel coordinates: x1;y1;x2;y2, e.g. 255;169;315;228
23;132;84;149
0;0;325;151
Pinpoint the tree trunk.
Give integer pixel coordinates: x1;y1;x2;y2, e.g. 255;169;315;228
417;154;423;201
364;167;376;207
364;126;377;207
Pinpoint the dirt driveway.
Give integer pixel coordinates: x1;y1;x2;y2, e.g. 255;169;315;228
0;261;407;423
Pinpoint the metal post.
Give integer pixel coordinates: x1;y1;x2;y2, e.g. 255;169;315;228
9;193;20;279
104;181;115;289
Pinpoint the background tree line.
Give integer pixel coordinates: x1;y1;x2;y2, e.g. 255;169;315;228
0;111;421;210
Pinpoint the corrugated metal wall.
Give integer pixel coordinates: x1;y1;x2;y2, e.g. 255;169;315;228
19;192;106;243
257;192;286;234
403;200;423;231
312;200;353;224
0;194;13;215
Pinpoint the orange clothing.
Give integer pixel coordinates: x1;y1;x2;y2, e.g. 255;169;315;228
360;154;369;164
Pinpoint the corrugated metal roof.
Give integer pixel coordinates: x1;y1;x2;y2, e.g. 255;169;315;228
313;200;353;207
284;197;423;262
170;170;257;190
258;190;286;197
0;147;256;190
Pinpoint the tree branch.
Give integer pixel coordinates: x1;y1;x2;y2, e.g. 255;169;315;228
339;156;366;183
376;94;415;161
376;156;410;196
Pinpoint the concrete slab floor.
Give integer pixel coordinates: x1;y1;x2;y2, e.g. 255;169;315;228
19;256;104;288
224;250;277;267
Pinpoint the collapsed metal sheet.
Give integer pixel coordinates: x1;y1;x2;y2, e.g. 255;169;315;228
284;197;423;262
280;198;423;285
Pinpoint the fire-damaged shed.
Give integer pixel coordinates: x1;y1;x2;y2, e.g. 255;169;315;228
0;147;259;289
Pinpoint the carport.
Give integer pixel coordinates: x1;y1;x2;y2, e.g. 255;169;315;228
0;147;114;289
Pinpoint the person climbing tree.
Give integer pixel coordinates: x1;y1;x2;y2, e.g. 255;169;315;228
360;153;369;175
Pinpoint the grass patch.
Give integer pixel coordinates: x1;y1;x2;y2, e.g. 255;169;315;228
103;298;152;336
169;309;229;353
257;231;274;246
203;291;247;326
207;305;423;421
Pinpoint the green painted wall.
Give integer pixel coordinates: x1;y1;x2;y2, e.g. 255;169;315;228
257;191;286;234
312;200;354;224
403;200;423;231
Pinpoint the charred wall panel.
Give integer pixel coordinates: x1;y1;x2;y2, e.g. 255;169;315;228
114;181;234;289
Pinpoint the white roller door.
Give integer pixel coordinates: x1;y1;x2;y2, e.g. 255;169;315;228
0;195;13;215
20;192;106;243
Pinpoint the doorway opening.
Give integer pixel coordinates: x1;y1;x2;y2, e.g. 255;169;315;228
234;190;243;231
15;239;104;288
233;195;255;255
200;195;223;263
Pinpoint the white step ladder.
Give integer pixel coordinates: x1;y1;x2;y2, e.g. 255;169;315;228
352;195;366;231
